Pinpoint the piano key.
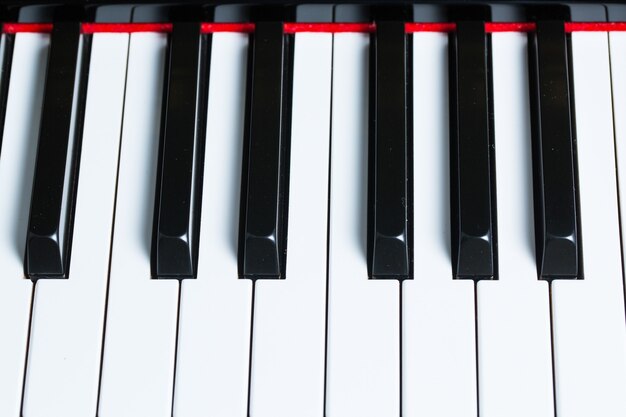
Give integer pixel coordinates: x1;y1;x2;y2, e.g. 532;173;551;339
476;31;554;417
611;31;626;318
238;22;291;279
528;21;580;280
0;32;48;417
152;22;206;279
173;32;252;417
98;33;179;417
449;21;497;279
0;33;14;150
368;21;410;279
22;33;128;417
402;32;477;417
550;31;626;416
24;22;84;279
249;32;331;417
326;33;400;417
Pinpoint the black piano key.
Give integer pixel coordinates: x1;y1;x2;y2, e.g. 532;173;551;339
238;22;292;280
24;21;89;280
449;21;498;280
368;21;411;279
528;21;581;279
0;33;14;153
151;22;209;279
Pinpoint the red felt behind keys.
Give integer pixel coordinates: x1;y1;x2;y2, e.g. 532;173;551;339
4;21;626;35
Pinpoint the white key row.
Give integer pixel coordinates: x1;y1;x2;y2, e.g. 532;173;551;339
0;30;625;417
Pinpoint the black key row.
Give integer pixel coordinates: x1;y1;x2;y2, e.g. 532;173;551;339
0;20;582;283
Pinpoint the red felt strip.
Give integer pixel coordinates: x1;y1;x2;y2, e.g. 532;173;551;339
3;23;53;34
485;22;536;32
405;22;536;33
405;22;456;33
565;22;626;32
8;21;626;35
81;23;173;34
82;22;254;34
200;22;255;33
283;22;375;33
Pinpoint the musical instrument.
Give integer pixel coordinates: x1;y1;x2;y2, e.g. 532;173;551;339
1;2;625;416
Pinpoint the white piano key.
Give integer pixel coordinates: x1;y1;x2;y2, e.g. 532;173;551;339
477;32;554;417
22;34;129;417
173;33;252;417
402;32;477;417
248;32;331;417
612;32;626;315
98;33;179;417
550;31;626;417
0;33;48;417
325;33;400;417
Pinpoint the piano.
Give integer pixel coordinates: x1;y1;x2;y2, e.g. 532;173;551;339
1;1;625;416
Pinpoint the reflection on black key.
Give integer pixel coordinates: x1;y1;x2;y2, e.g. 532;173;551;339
238;22;292;280
25;21;88;280
0;33;14;153
449;21;497;280
152;22;209;279
368;21;411;280
528;21;580;280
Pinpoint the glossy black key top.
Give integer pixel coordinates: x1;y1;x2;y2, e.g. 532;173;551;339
24;21;88;280
528;21;580;279
368;21;411;279
152;22;209;279
449;21;498;280
238;22;292;280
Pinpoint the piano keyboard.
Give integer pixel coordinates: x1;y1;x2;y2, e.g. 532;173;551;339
2;2;626;416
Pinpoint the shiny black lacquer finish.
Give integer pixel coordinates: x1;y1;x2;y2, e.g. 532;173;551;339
25;21;88;280
449;21;497;280
368;20;411;280
152;22;209;279
238;22;293;280
528;20;581;280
